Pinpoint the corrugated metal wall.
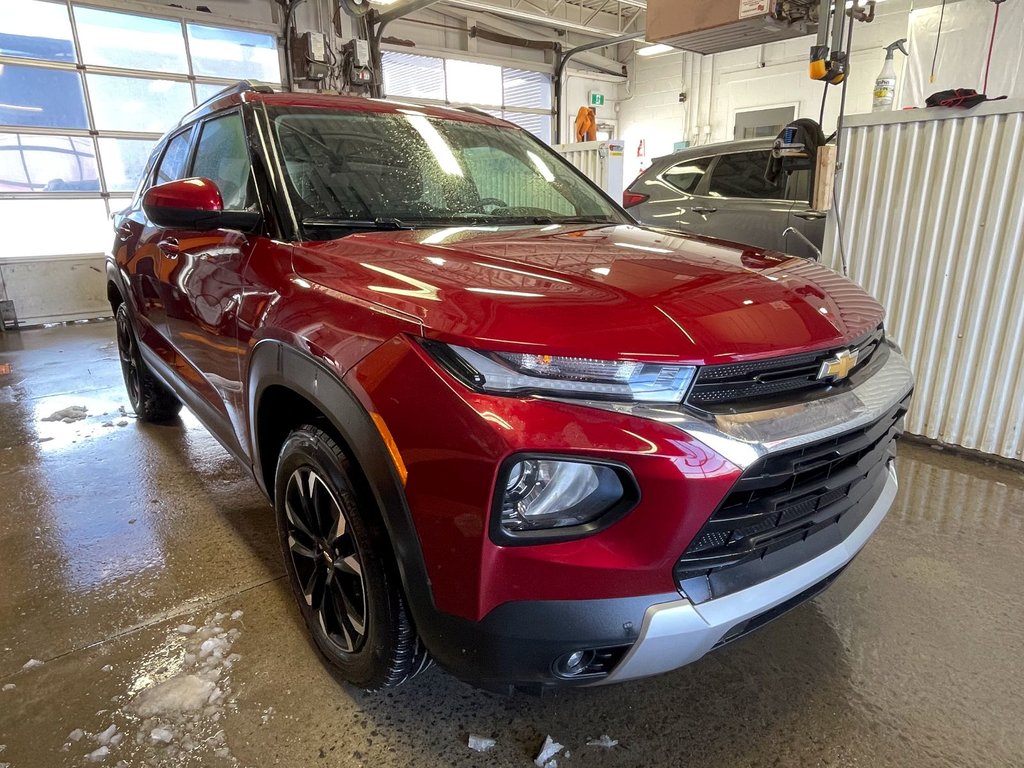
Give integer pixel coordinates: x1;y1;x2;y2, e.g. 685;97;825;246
823;102;1024;461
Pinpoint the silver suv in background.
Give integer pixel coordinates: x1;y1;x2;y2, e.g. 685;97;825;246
623;138;825;261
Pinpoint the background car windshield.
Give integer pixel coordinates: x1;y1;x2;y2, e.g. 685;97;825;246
270;108;624;226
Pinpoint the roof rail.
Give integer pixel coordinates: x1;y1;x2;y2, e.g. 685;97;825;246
175;80;276;129
454;105;502;119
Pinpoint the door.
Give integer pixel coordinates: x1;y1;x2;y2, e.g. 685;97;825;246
160;110;258;445
783;168;827;260
633;155;715;234
124;126;195;361
695;150;792;252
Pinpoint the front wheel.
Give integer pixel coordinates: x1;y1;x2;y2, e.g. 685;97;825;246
274;425;430;689
115;304;182;422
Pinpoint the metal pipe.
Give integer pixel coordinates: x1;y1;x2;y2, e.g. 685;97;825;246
374;0;443;26
554;31;643;144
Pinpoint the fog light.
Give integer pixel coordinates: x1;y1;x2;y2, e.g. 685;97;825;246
555;649;594;677
499;458;626;533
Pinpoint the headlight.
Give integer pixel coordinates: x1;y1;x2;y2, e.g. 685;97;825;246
425;341;696;403
495;457;638;541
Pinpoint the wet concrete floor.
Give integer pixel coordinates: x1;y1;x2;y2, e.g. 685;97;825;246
0;321;1022;767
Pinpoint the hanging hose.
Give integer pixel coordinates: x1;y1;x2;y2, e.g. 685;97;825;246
983;0;1003;94
929;0;947;83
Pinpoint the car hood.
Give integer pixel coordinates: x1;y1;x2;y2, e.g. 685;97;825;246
292;224;883;364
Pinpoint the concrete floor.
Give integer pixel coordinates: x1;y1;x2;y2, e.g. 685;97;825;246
0;321;1022;768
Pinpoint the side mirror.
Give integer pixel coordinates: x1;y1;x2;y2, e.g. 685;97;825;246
142;177;260;232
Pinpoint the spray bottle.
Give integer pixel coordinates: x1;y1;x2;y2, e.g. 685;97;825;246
873;38;909;111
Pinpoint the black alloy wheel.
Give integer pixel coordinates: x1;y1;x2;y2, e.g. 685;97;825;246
283;466;368;653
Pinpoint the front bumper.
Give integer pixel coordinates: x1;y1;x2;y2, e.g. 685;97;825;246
602;463;898;683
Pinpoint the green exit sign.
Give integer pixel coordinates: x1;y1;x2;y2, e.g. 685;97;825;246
589;91;605;107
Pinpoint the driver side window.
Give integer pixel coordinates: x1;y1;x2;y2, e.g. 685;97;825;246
190;112;255;211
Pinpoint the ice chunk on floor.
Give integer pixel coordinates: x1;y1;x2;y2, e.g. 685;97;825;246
101;665;113;673
68;729;86;742
43;405;88;422
587;734;619;748
467;734;496;752
534;736;564;767
176;624;197;635
95;724;118;746
22;658;44;669
2;684;14;691
132;675;216;717
150;727;174;744
85;745;110;762
230;610;244;621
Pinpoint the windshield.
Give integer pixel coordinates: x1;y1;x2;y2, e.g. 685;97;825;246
269;107;627;231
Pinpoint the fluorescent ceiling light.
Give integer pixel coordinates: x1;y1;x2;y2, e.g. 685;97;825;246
637;44;675;57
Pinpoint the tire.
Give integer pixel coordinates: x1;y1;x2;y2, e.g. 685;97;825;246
274;425;430;690
115;304;182;423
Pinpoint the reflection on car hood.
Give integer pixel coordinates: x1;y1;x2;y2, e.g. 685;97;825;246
292;224;884;364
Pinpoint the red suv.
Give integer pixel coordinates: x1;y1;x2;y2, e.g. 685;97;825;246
107;82;913;693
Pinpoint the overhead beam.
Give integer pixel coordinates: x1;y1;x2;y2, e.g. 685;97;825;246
429;6;627;73
437;0;623;37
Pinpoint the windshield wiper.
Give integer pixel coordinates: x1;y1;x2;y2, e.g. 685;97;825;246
302;217;412;231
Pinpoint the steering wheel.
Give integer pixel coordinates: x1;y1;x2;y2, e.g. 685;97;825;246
477;197;509;213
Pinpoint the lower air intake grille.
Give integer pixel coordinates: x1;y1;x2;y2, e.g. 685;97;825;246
675;395;909;585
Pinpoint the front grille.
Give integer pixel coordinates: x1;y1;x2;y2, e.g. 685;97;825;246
675;395;909;586
686;326;885;410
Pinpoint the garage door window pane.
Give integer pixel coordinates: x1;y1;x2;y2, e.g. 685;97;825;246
73;7;188;74
503;69;551;110
382;51;445;101
0;133;98;192
0;198;110;257
0;63;88;129
446;60;501;107
0;0;76;62
186;24;280;82
502;112;552;143
87;74;193;133
98;138;157;192
194;82;231;105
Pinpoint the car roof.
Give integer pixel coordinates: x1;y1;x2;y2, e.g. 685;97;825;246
175;81;508;131
651;137;775;166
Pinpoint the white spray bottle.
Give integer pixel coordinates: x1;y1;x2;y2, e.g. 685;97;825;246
873;39;908;111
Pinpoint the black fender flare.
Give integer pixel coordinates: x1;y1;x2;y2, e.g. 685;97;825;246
246;340;442;642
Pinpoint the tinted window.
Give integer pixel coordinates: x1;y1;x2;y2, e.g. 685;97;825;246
190;113;253;210
785;168;811;203
707;151;782;199
155;130;193;186
662;157;712;194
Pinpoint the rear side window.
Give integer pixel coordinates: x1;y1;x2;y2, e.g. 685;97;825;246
707;151;782;200
190;111;254;210
154;129;192;186
661;157;712;194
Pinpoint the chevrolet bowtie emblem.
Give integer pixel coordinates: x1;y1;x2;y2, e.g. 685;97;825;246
817;348;859;382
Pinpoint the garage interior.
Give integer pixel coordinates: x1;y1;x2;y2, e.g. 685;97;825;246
1;0;1022;766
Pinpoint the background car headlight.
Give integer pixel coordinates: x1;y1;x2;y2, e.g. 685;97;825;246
496;457;637;539
426;342;696;403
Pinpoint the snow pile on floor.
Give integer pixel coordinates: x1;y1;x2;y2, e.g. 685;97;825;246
61;609;245;766
587;734;619;748
42;405;88;423
21;658;44;670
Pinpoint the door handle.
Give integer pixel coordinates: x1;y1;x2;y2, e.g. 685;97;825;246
117;223;133;242
795;210;827;221
691;206;718;214
158;237;180;258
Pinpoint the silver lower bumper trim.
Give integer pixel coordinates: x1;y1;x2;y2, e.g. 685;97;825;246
600;464;898;684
